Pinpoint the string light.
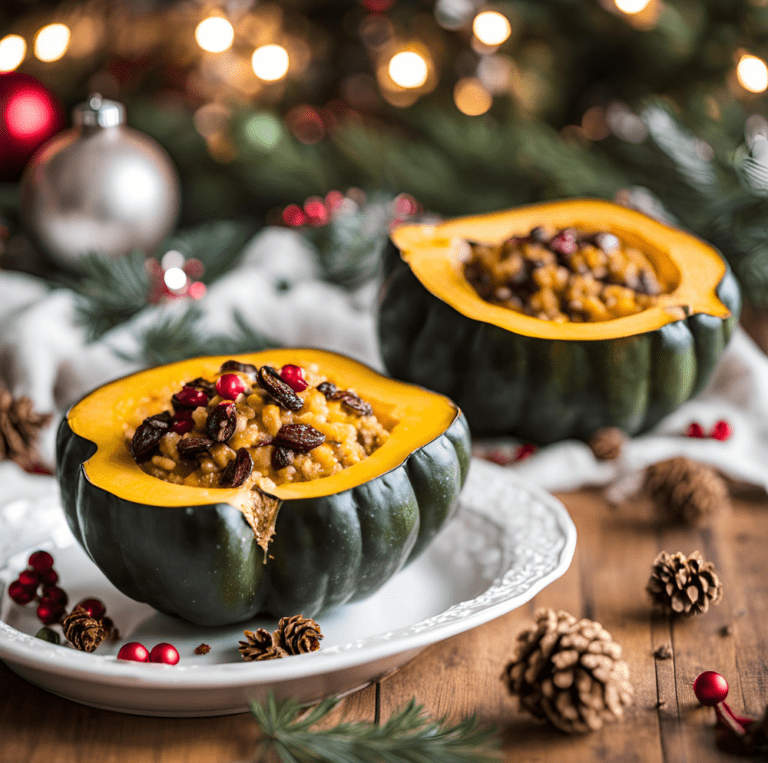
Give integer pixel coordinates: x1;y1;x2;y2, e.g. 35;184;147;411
0;35;26;72
454;77;493;115
251;44;290;82
388;51;428;89
195;17;234;54
737;54;768;94
34;23;70;62
472;11;512;46
614;0;651;14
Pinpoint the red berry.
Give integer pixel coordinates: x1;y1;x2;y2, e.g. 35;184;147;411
215;374;246;400
77;598;106;620
117;642;150;662
686;422;705;438
8;580;36;605
693;671;729;706
41;586;68;606
149;642;180;665
514;443;537;462
711;420;732;441
28;551;54;573
175;386;209;408
36;601;64;625
280;365;308;393
172;410;194;434
40;568;58;586
549;230;578;257
18;569;39;588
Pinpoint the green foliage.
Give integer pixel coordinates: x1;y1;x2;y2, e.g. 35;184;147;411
249;692;501;763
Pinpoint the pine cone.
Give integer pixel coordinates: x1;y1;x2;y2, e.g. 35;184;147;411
239;628;287;661
643;456;728;525
647;550;723;617
588;427;625;461
0;386;52;468
503;608;633;734
62;607;107;652
274;614;323;655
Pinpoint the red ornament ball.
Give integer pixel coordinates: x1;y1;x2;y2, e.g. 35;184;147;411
28;550;54;573
17;569;39;588
215;374;245;400
693;671;729;706
77;598;106;620
514;443;537;462
0;73;65;181
8;580;36;605
150;642;180;665
118;642;150;662
711;420;733;442
36;601;64;625
280;365;308;392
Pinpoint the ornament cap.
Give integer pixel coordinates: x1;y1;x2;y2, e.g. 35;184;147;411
73;93;125;128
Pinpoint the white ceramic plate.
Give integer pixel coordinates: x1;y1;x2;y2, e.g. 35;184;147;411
0;459;576;717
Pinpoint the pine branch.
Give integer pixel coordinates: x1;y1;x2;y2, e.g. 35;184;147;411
250;692;501;763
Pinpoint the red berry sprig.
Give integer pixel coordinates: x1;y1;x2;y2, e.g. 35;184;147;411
8;550;66;624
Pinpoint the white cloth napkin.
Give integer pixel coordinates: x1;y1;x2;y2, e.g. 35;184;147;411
1;226;766;502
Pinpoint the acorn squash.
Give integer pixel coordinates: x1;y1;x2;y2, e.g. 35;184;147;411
378;199;740;443
56;349;470;626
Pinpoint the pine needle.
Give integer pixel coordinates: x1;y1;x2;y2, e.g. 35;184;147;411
249;692;501;763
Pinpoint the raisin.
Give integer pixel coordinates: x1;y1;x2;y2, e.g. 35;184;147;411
145;411;173;429
206;402;237;442
271;446;295;471
219;448;253;488
177;436;214;459
274;424;326;453
220;360;259;379
187;377;216;396
329;390;373;417
257;366;303;412
316;381;338;398
130;412;172;462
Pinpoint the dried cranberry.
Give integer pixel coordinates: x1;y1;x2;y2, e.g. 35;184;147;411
549;229;578;257
216;373;246;400
206;402;237;442
274;424;326;453
316;381;338;398
329;390;373;417
8;580;36;605
514;443;537;462
219;448;253;488
257;366;303;411
186;377;216;396
280;365;308;393
28;550;54;573
172;410;195;435
18;569;39;588
172;386;209;410
271;446;295;471
220;360;258;379
177;436;214;459
130;420;167;462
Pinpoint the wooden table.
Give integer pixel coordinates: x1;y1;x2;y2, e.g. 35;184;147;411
1;485;767;763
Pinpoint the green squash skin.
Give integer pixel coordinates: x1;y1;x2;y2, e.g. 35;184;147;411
56;411;471;626
378;240;741;444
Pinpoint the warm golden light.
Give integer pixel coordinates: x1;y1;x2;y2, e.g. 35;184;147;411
0;35;26;72
388;51;428;89
34;23;70;62
737;54;768;94
251;44;290;82
472;11;512;46
614;0;652;13
454;77;493;115
195;17;234;54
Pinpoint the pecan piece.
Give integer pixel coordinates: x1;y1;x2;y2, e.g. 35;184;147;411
271;446;295;471
177;436;214;459
274;424;325;453
206;402;237;442
220;360;259;380
130;412;172;462
316;381;338;398
220;448;253;488
257;366;303;412
329;390;373;417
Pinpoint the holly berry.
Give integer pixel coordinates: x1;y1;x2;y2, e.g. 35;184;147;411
149;642;180;665
37;601;64;625
117;642;150;662
28;550;54;573
41;586;68;606
40;568;58;586
8;580;36;605
711;420;733;442
280;365;308;393
693;671;729;706
215;373;246;400
77;598;106;620
172;410;194;435
175;385;209;408
17;569;39;588
686;422;705;438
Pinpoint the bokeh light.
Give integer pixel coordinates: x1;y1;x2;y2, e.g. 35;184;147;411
195;17;234;54
0;35;26;72
472;11;512;46
614;0;651;14
251;44;290;81
34;24;70;62
5;90;56;140
388;51;429;89
737;54;768;94
163;267;188;291
454;77;493;115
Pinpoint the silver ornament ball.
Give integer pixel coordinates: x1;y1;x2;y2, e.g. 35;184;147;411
20;94;180;269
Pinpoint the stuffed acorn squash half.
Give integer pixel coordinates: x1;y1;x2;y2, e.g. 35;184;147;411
56;349;470;626
378;199;740;443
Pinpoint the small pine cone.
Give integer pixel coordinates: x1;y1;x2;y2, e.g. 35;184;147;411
647;551;723;617
588;427;625;461
0;385;52;468
275;614;323;655
62;607;107;652
503;608;633;734
239;628;287;661
643;456;728;525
